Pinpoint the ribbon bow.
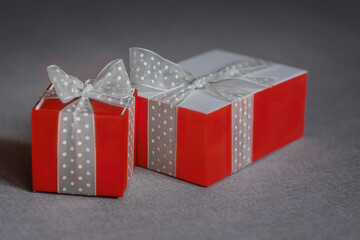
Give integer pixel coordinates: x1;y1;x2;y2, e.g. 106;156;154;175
41;59;133;113
130;48;278;105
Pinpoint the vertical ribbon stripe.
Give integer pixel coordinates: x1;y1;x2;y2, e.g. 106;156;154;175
147;99;177;176
57;98;96;195
127;98;136;182
231;95;253;173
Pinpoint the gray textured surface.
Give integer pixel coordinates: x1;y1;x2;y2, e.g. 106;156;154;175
1;1;360;239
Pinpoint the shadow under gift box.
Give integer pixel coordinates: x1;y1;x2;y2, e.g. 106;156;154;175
32;88;136;197
134;50;307;186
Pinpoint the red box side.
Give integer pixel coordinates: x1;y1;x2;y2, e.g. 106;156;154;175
32;97;130;197
204;104;232;186
92;100;128;197
176;107;207;186
135;96;148;168
31;99;68;193
252;73;307;161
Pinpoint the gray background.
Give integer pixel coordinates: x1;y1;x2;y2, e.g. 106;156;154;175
0;0;359;239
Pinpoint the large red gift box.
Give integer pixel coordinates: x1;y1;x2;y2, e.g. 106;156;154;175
131;48;307;187
32;60;135;197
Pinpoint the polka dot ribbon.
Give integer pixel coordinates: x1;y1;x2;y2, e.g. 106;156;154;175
130;48;279;176
38;59;134;196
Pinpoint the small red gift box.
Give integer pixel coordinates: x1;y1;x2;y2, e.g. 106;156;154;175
32;60;135;197
131;48;307;186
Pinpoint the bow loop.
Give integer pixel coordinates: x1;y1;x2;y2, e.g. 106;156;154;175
93;59;132;99
130;48;193;90
47;65;84;103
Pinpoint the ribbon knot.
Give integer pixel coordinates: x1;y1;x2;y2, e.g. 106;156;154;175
188;77;207;90
80;81;93;96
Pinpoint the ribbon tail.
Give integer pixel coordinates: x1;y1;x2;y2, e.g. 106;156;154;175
240;75;279;87
204;83;253;102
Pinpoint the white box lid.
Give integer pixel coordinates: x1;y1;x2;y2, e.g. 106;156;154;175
134;50;306;114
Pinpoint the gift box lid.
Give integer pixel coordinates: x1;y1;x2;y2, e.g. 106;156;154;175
134;49;307;114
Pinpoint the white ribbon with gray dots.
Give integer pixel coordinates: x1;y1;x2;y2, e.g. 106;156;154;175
130;48;278;176
36;59;135;196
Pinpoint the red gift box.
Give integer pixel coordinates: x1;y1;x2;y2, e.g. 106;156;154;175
32;60;135;197
131;48;307;187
